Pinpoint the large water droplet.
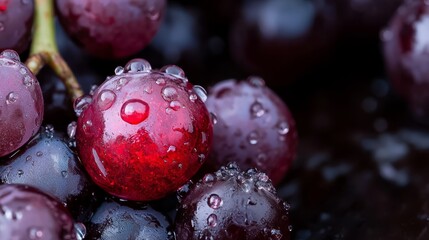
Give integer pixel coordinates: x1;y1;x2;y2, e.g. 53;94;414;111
74;95;92;117
124;58;151;73
0;50;19;61
162;86;178;101
74;222;87;240
161;65;186;78
67;122;77;139
207;194;223;209
114;66;124;75
250;101;266;118
97;90;116;111
6;92;18;104
121;99;150;124
207;214;218;227
193;85;207;102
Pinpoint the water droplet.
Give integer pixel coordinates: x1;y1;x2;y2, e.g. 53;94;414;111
177;181;192;200
207;194;223;209
143;84;153;94
0;22;4;31
121;99;150;124
26;156;32;162
169;101;182;110
115;77;129;90
61;171;68;178
277;121;289;135
44;125;54;138
124;58;151;73
162;86;178;101
207;214;218;227
67;122;77;139
74;95;92;117
288;225;293;232
247;197;257;205
248;76;265;87
198;154;206;163
258;173;269;182
74;222;86;240
6;92;18;104
0;50;19;61
114;66;124;75
210;112;218;125
203;173;215;183
250;101;266;118
23;75;34;86
97;90;116;111
156;78;166;85
161;65;186;78
29;227;44;239
189;94;198;102
17;170;24;177
270;228;283;239
178;163;183;169
36;151;43;157
167;145;176;152
283;202;291;211
19;67;26;75
193;85;207;102
247;131;260;145
89;85;98;96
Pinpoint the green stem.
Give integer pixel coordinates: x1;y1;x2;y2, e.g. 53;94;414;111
25;0;83;103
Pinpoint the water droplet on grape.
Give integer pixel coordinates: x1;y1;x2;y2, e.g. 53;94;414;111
207;194;223;209
277;121;289;135
74;95;92;117
207;214;218;227
36;151;43;157
17;170;24;177
162;86;178;101
193;85;207;102
124;58;152;73
1;50;20;61
67;122;77;139
28;227;44;239
114;66;124;75
74;222;87;240
98;90;116;111
210;112;218;125
189;94;198;102
120;99;150;124
61;171;68;178
6;92;18;104
161;65;186;78
250;101;266;118
203;173;215;183
247;131;260;145
248;76;265;87
169;101;182;111
198;154;206;163
167;145;176;152
23;75;34;86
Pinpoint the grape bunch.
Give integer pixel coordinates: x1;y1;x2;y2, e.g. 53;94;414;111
0;0;420;239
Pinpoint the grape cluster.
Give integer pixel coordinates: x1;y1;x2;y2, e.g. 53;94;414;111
0;0;422;239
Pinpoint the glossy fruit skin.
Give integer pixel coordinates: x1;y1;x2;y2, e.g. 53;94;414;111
0;0;34;53
86;200;174;239
230;0;336;83
383;0;429;119
0;126;100;221
55;0;166;59
0;50;44;157
175;163;291;240
205;78;297;184
76;61;213;201
0;184;77;239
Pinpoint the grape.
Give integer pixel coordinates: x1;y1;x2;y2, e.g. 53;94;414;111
0;0;34;53
55;0;166;59
0;50;44;157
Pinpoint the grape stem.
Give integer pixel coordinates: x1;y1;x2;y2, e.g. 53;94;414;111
25;0;83;103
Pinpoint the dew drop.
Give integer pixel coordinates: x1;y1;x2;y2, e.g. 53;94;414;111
29;227;44;239
250;101;266;118
74;95;92;117
124;58;151;73
167;145;176;152
36;151;43;157
207;194;223;209
193;85;207;102
270;228;283;239
97;90;116;111
61;171;68;178
169;101;182;110
189;94;198;102
203;173;215;183
44;125;54;138
120;99;150;124
0;22;4;31
74;222;87;240
207;214;218;227
248;76;265;87
247;131;260;145
247;197;257;205
19;67;26;75
67;122;77;139
17;170;24;177
114;66;124;75
6;92;18;104
144;84;153;94
116;77;129;90
210;112;218;125
198;153;206;163
161;65;186;78
156;78;166;85
277;121;289;135
23;75;34;86
288;225;293;232
162;86;178;101
0;50;19;61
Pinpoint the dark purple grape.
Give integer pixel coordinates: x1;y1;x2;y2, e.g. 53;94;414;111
86;200;174;239
382;0;429;119
205;77;298;185
0;184;77;239
55;0;166;59
0;50;44;157
0;0;34;53
175;163;291;240
230;0;337;83
0;126;100;221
